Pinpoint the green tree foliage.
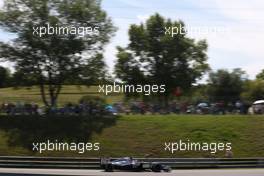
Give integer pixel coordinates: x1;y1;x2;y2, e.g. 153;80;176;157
115;14;209;103
256;69;264;80
115;47;146;98
10;69;38;87
77;54;112;85
0;0;115;107
0;66;10;87
207;68;247;103
241;79;264;101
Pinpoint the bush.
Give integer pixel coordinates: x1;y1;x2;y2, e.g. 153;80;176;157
0;115;116;150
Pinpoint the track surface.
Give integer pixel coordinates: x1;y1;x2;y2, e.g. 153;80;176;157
0;168;263;176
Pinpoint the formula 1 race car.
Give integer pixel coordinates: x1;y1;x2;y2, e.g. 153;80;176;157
100;157;171;172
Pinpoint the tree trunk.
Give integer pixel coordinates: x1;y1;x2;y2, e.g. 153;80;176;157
39;78;49;107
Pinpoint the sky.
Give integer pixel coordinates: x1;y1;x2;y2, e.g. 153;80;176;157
1;0;264;80
101;0;264;80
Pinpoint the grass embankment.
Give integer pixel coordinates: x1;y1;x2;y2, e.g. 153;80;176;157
0;85;122;105
0;115;262;158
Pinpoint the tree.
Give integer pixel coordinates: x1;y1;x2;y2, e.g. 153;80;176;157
115;14;209;103
241;79;264;101
0;0;115;107
256;69;264;80
115;47;146;98
78;54;112;85
62;53;111;85
11;69;38;87
0;66;10;87
207;68;247;104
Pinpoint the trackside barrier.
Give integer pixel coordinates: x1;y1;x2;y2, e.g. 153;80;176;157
137;158;264;169
0;156;262;169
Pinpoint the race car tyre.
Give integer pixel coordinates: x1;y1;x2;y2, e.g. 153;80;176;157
151;164;162;172
105;164;113;172
162;165;172;172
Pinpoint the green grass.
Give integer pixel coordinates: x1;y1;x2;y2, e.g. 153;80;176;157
0;115;262;158
91;115;264;158
0;86;263;158
0;85;123;105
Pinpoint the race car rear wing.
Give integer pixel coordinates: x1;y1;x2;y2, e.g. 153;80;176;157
100;157;111;166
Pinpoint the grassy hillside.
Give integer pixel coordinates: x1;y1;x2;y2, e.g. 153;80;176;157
0;86;263;158
0;85;123;105
92;115;264;158
0;115;262;158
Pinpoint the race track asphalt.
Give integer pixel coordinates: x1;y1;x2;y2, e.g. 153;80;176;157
0;168;263;176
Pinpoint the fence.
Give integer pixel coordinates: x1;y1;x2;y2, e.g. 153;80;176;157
0;156;262;169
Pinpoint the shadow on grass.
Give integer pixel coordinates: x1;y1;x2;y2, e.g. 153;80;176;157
0;115;117;150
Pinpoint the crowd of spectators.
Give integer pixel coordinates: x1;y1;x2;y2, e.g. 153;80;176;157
0;102;40;115
0;100;257;116
109;101;251;115
0;102;107;116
